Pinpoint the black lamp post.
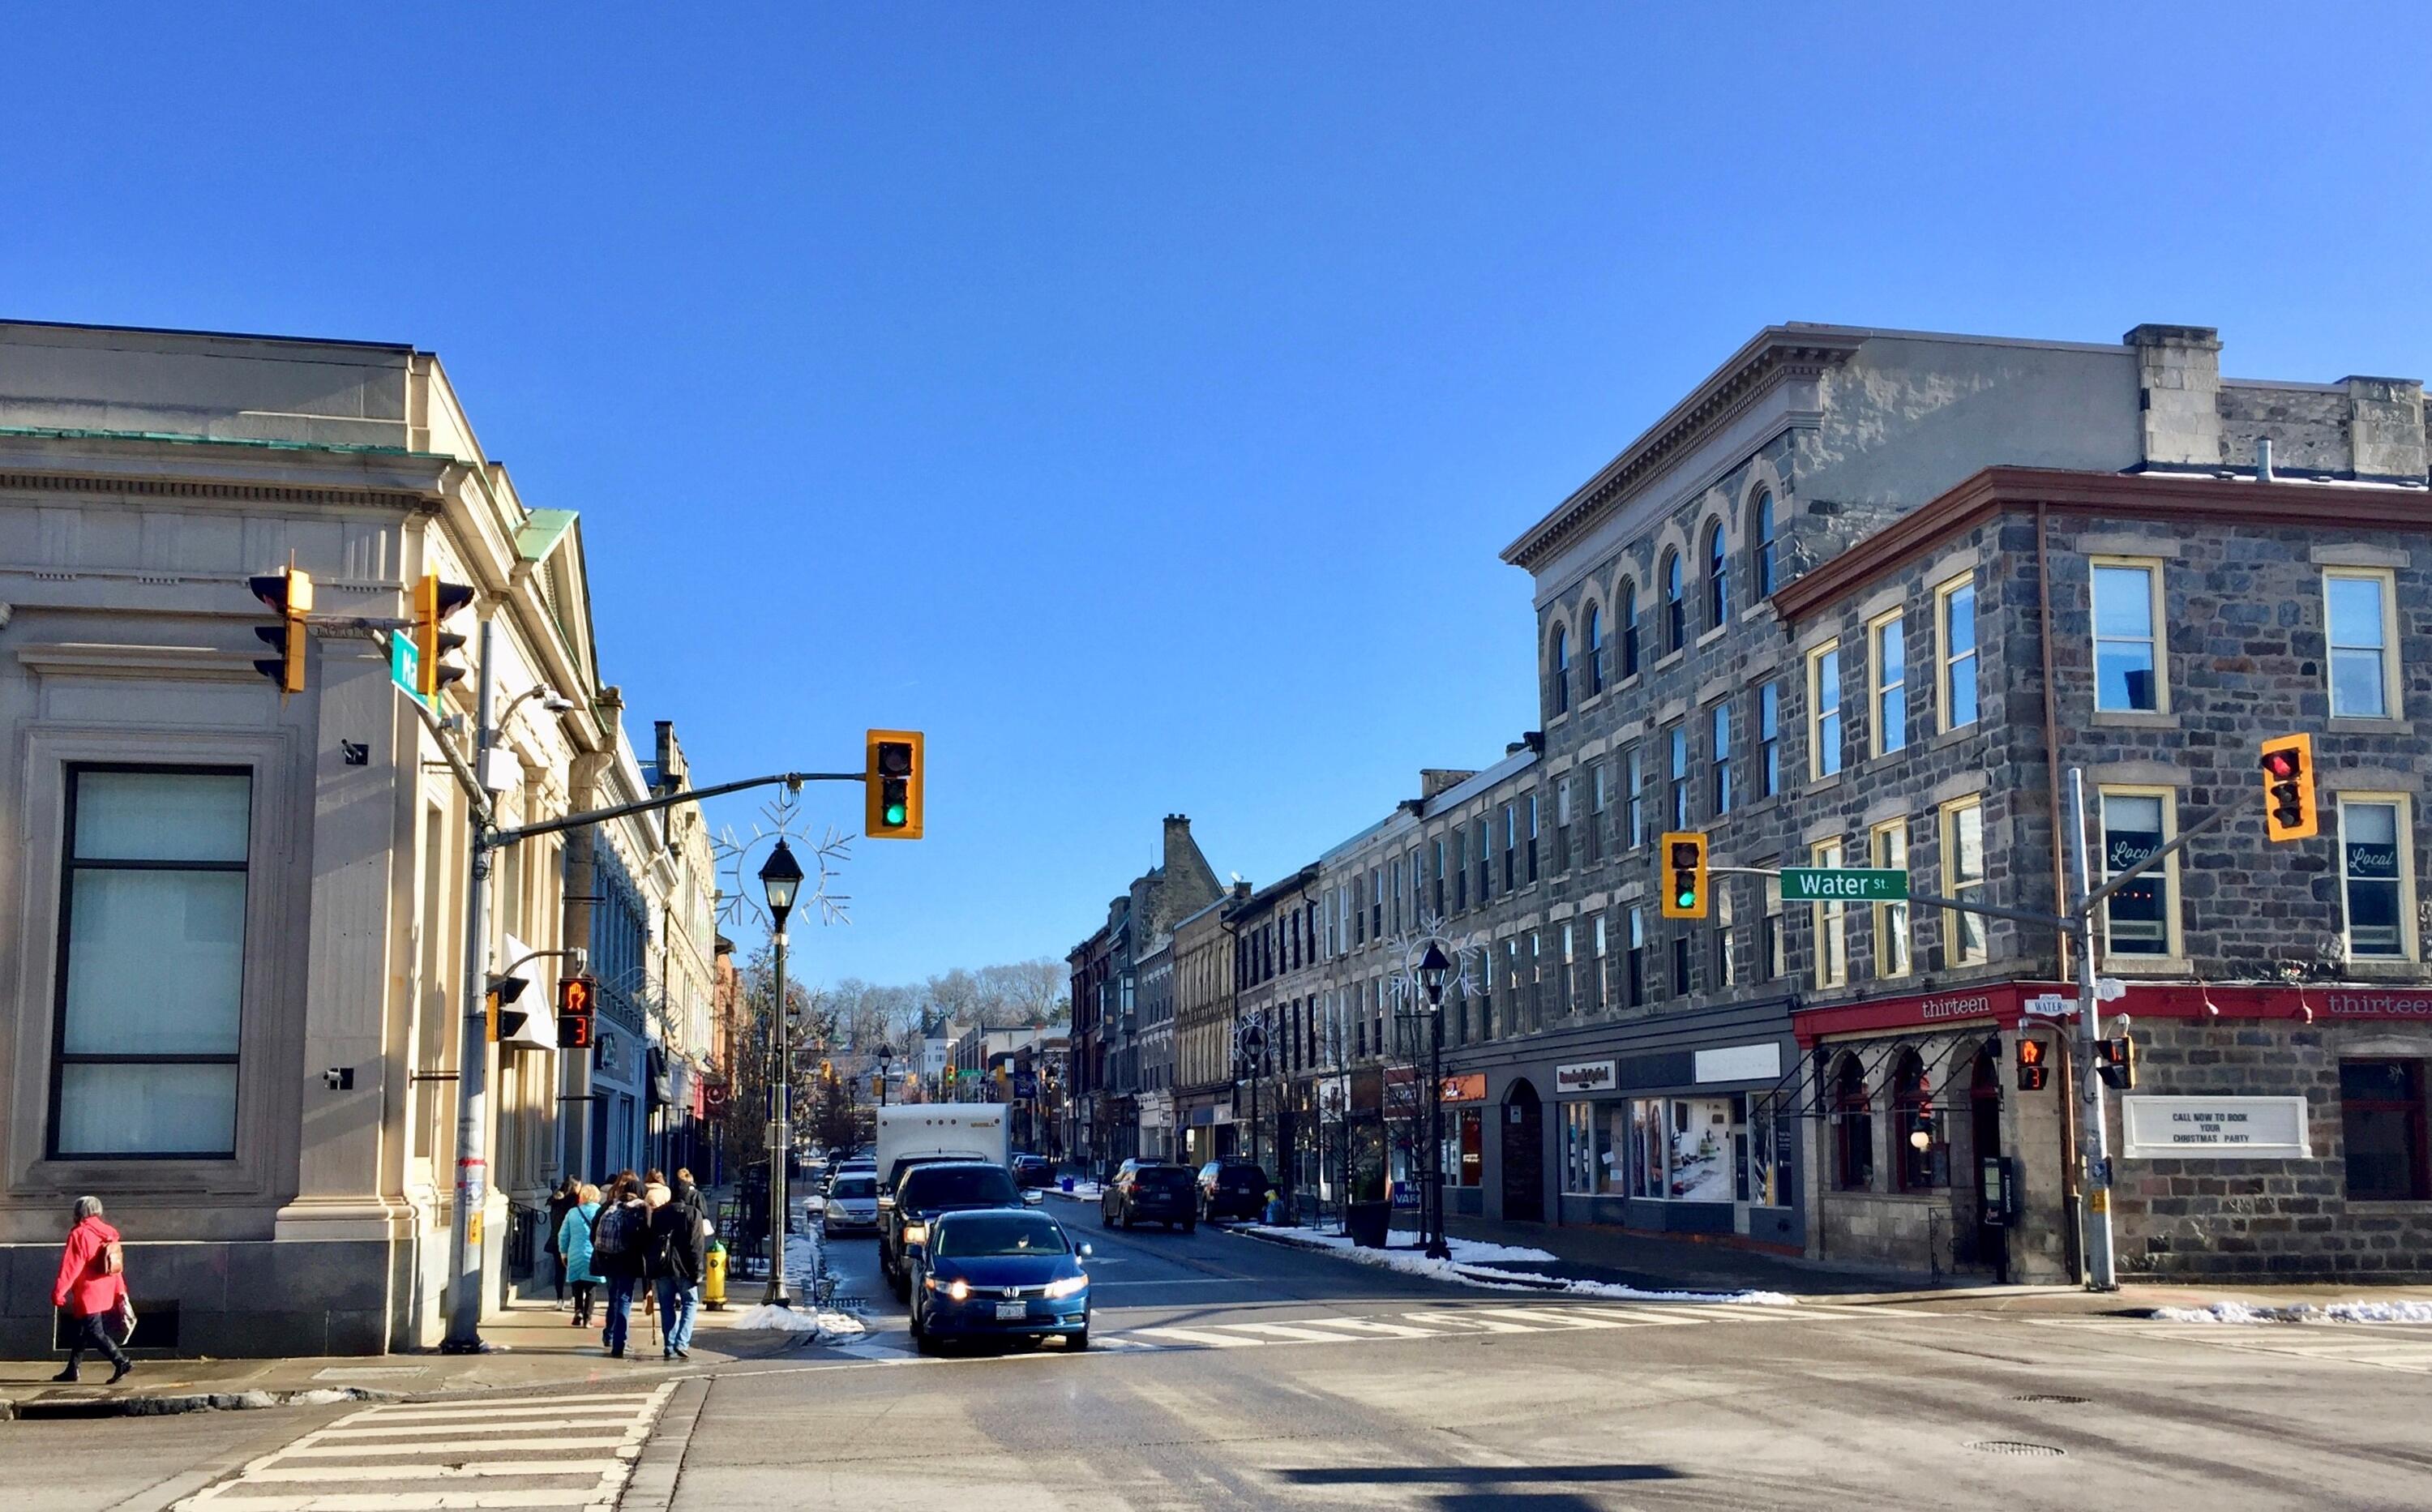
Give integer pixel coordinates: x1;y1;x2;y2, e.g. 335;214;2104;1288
876;1044;894;1107
1416;941;1452;1261
759;838;803;1305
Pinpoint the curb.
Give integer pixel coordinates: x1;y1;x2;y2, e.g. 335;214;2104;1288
7;1385;396;1421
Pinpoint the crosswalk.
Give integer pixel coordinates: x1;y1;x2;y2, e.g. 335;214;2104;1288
177;1382;677;1511
1120;1300;1884;1351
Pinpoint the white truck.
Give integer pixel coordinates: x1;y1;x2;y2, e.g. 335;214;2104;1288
873;1104;1009;1190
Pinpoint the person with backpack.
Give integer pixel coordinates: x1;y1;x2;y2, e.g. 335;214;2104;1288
51;1195;133;1384
647;1171;712;1360
544;1175;583;1307
557;1183;603;1328
589;1172;648;1358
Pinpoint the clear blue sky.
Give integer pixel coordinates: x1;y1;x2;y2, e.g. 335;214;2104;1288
6;5;2425;983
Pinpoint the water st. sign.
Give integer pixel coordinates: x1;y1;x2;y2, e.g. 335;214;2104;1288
1779;867;1908;902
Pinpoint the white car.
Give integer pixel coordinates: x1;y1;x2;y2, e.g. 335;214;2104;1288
822;1172;881;1234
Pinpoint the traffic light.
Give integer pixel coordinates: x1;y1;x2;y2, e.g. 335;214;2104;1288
819;1060;834;1082
413;574;475;699
1660;832;1710;919
485;973;531;1043
2095;1035;2139;1090
864;729;925;840
249;565;314;696
2015;1035;2050;1092
2259;733;2319;842
556;974;597;1050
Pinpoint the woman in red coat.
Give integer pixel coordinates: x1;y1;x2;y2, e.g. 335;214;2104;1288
51;1195;132;1384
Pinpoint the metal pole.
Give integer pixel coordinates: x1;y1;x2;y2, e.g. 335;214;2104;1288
440;617;499;1354
764;926;793;1305
2066;767;2118;1291
1425;998;1449;1260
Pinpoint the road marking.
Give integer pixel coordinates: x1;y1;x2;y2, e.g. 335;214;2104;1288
1398;1310;1543;1333
199;1494;603;1510
310;1417;642;1438
1470;1306;1643;1330
1133;1326;1267;1347
1220;1321;1366;1343
279;1438;637;1458
242;1461;623;1482
1292;1316;1440;1339
362;1393;660;1419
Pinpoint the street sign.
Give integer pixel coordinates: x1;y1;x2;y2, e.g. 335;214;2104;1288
1779;867;1908;902
387;631;429;709
2023;994;2074;1018
2096;977;2128;1002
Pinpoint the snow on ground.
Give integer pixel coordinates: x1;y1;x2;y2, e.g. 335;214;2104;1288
1235;1223;1791;1306
732;1304;868;1341
1053;1181;1103;1201
2152;1300;2432;1326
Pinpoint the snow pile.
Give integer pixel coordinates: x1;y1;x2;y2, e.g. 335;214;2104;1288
733;1304;868;1342
2152;1300;2432;1326
1235;1223;1789;1306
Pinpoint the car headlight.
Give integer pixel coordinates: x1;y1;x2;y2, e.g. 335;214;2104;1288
948;1278;970;1301
1045;1274;1088;1300
901;1223;927;1247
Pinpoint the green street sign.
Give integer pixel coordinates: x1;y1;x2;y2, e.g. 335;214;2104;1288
388;632;430;709
1780;867;1908;902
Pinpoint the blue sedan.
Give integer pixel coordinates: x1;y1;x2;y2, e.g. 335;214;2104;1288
909;1210;1091;1353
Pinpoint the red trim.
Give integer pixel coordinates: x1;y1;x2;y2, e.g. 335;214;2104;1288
1793;979;2432;1044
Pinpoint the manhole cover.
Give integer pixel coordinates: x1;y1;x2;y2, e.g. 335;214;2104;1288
1967;1441;2066;1458
2008;1393;2087;1404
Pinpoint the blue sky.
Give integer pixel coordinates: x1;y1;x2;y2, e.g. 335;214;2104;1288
5;4;2426;985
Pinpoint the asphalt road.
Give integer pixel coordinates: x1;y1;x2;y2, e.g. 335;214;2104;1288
23;1200;2432;1511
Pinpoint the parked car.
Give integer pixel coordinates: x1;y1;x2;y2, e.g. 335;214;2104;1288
880;1159;1040;1299
824;1160;875;1198
1197;1159;1271;1223
909;1209;1090;1354
1013;1154;1055;1189
822;1173;881;1235
1102;1161;1197;1231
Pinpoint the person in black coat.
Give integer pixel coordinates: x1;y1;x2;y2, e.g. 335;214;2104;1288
645;1171;710;1360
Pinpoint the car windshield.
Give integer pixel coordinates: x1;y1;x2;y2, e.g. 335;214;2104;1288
833;1178;875;1198
901;1166;1021;1208
933;1214;1068;1258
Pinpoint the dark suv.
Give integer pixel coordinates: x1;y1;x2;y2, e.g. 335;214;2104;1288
1101;1162;1197;1231
1013;1154;1055;1189
879;1160;1037;1300
1197;1160;1270;1223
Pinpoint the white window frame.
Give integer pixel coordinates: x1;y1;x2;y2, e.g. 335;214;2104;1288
1935;573;1979;731
2338;792;2417;963
1870;610;1907;757
2096;785;2182;962
1871;817;1910;979
2091;556;2169;714
2324;567;2402;721
1940;797;1988;966
1808;640;1843;780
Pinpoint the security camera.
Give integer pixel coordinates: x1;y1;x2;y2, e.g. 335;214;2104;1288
540;689;577;713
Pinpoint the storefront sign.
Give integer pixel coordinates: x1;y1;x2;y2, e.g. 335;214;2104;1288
1693;1043;1781;1084
2120;1095;2310;1160
1440;1073;1487;1104
2320;992;2432;1020
1555;1059;1617;1094
1920;991;1997;1022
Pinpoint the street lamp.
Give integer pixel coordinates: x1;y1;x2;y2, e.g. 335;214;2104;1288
759;838;804;1306
876;1044;894;1107
1415;940;1452;1262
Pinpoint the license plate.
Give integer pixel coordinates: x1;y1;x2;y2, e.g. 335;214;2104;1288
994;1301;1027;1320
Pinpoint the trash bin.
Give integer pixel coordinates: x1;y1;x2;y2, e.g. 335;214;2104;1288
1060;1176;1074;1193
702;1239;728;1311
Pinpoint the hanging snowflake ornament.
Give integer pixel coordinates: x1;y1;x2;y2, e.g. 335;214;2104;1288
713;785;854;933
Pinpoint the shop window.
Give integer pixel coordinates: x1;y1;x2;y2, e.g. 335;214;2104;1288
1747;1095;1794;1208
1832;1055;1873;1190
2340;798;2413;962
50;766;251;1159
1562;1101;1616;1194
1891;1050;1946;1191
2341;1060;2428;1201
2093;559;2165;712
1449;1107;1484;1188
2325;568;2399;719
1624;1096;1736;1201
2099;789;2175;958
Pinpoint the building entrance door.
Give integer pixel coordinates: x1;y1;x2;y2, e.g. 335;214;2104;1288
1969;1050;2006;1279
1501;1079;1544;1222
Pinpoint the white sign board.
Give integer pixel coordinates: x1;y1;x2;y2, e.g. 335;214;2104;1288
2121;1095;2310;1160
2023;994;2073;1018
1555;1059;1617;1095
1693;1043;1782;1084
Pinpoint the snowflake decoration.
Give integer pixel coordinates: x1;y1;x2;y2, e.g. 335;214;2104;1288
1382;911;1488;1021
713;786;854;934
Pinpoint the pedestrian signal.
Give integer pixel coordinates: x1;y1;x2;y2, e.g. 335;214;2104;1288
865;730;925;839
2095;1035;2139;1090
2015;1035;2050;1092
1660;832;1709;919
2259;734;2318;842
556;974;597;1049
250;565;314;696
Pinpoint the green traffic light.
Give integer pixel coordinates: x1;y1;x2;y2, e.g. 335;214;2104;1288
1676;888;1696;909
885;801;908;826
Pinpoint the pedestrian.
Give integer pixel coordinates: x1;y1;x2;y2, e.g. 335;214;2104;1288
558;1183;603;1328
590;1171;648;1358
648;1170;712;1360
51;1195;133;1385
545;1175;583;1308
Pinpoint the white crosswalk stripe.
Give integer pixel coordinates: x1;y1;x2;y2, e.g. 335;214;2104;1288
1119;1300;1842;1351
177;1380;678;1511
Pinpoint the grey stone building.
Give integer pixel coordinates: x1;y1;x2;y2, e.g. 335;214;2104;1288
1229;865;1320;1188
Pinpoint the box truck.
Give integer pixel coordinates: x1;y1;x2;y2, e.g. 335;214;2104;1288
874;1104;1009;1190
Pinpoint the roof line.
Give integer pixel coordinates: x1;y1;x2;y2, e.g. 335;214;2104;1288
2;315;417;354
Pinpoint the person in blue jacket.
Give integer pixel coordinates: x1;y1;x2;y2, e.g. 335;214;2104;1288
556;1183;603;1328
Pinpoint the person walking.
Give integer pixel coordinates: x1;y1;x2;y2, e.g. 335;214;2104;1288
51;1195;132;1385
544;1176;583;1308
648;1169;712;1360
589;1172;648;1358
557;1184;603;1328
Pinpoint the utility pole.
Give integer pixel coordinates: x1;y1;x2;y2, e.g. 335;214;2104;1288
2066;768;2118;1290
441;617;500;1354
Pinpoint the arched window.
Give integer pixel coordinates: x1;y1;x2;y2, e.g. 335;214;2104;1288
1833;1054;1873;1191
1662;550;1684;654
1893;1049;1942;1191
1618;581;1640;679
1584;605;1604;695
1706;520;1729;631
1550;625;1571;715
1753;490;1777;598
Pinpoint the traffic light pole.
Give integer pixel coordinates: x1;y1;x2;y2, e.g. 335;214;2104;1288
441;616;500;1355
2065;769;2118;1291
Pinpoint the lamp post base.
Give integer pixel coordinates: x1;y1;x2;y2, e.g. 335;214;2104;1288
760;1283;794;1307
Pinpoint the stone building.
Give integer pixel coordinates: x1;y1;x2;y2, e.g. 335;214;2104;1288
1230;865;1321;1185
1173;889;1243;1167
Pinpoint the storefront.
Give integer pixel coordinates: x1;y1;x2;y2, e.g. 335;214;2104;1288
1439;1074;1487;1215
1137;1090;1175;1163
1179;1094;1232;1166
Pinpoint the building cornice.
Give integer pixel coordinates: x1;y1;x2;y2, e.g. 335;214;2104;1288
1770;465;2432;623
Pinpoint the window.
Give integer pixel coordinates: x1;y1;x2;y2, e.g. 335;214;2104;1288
2092;560;2164;712
1809;640;1843;778
1390;859;1403;936
1871;610;1907;756
1662;550;1685;654
1811;837;1848;987
1762;872;1785;980
1942;798;1987;966
1891;1051;1945;1191
1559;923;1576;1016
1370;866;1382;939
1586;762;1608;865
2340;798;2413;962
1503;938;1522;1037
1668;726;1689;829
1526;795;1539;884
1452;830;1467;913
2326;568;2399;719
1475;816;1491;902
1705;520;1728;632
1502;805;1517;891
1832;1055;1873;1191
1589;914;1608;1012
1937;575;1978;730
1619;580;1641;678
1585;606;1604;695
2341;1060;2427;1201
1625;908;1646;1009
1758;682;1781;799
1555;777;1574;874
2099;790;2174;958
1432;838;1448;918
1527;932;1544;1028
1752;490;1777;598
1550;625;1571;716
50;767;251;1159
1625;746;1646;848
1872;818;1911;979
1714;883;1736;990
1710;700;1733;816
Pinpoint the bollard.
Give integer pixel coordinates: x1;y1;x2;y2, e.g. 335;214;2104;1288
702;1239;728;1310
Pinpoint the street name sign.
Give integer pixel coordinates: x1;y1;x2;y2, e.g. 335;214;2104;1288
388;631;430;709
2023;994;2074;1018
1780;867;1908;902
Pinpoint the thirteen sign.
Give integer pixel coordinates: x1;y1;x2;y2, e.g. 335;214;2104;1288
1780;867;1908;902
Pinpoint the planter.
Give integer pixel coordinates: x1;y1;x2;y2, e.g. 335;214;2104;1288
1346;1200;1393;1249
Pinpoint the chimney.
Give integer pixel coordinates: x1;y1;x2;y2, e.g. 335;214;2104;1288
1162;813;1192;864
1419;768;1478;801
2256;437;2274;483
2124;323;2223;468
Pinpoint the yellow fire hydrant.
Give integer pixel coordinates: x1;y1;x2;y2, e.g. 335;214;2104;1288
702;1239;728;1310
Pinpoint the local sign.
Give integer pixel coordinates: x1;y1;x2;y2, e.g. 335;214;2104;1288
2119;1095;2311;1160
1780;867;1908;902
1554;1059;1616;1094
